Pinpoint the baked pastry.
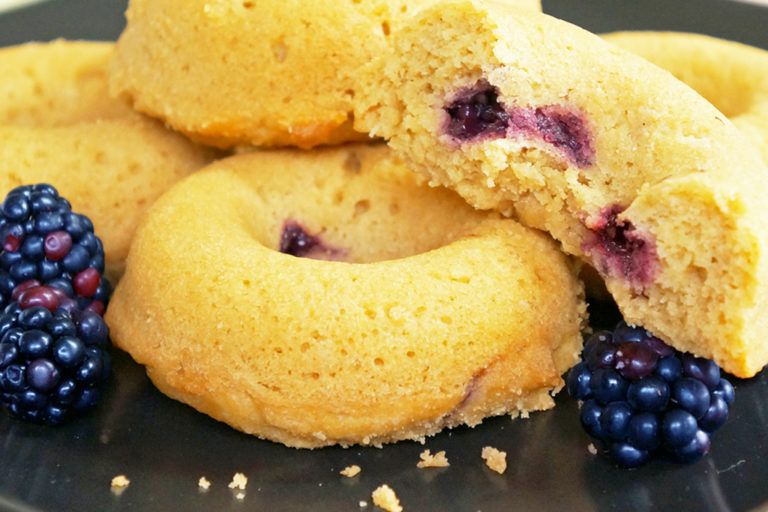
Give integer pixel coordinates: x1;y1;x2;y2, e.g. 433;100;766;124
105;143;587;448
353;0;768;378
603;31;768;164
108;0;541;149
0;40;214;279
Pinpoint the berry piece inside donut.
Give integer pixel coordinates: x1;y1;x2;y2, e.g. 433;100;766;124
531;106;594;168
279;220;346;261
444;81;595;167
582;205;658;289
444;81;510;140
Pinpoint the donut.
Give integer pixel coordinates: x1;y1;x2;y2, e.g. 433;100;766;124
104;143;587;448
603;31;768;164
0;40;215;279
352;1;768;378
108;0;541;150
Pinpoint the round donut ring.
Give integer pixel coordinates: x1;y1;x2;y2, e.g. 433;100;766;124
105;143;586;448
0;40;215;280
603;31;768;164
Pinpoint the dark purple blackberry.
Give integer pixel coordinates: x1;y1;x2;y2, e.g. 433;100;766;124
0;184;111;315
567;321;734;468
0;290;111;425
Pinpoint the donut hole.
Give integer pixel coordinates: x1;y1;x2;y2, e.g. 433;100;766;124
240;146;490;264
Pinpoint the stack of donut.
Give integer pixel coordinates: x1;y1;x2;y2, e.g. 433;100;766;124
105;0;594;448
8;0;767;448
0;40;216;281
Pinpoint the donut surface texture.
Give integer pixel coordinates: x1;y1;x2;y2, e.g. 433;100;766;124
353;0;768;378
0;40;214;279
108;0;541;149
105;144;587;448
603;31;768;165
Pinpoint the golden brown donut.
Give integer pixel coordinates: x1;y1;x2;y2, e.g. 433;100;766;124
0;40;215;279
603;31;768;164
353;0;768;377
109;0;541;149
105;143;587;448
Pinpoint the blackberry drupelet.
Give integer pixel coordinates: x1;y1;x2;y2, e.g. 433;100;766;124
0;184;111;314
0;287;111;425
567;321;735;468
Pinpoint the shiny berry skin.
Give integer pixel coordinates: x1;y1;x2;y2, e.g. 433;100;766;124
628;412;661;451
626;375;670;412
566;361;591;400
662;409;698;447
699;396;729;433
671;378;711;419
0;184;111;313
0;299;111;425
615;342;658;379
682;353;721;389
590;368;628;404
568;320;734;468
670;430;711;464
580;399;605;439
712;378;735;406
600;401;633;441
610;442;649;469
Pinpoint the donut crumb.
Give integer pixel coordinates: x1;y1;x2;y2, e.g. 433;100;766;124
341;465;362;477
372;484;402;512
228;472;248;490
198;476;211;490
416;449;449;468
481;446;507;474
110;474;130;495
360;501;369;508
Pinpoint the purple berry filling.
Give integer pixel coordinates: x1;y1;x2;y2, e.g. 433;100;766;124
582;205;658;289
443;80;595;167
444;81;510;141
279;220;346;261
534;106;594;168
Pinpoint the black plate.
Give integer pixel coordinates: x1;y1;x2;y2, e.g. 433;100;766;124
1;1;768;511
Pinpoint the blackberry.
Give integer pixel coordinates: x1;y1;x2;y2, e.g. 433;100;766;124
0;285;111;425
567;321;735;468
0;184;111;315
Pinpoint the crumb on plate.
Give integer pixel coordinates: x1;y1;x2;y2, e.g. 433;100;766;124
110;474;130;489
372;484;402;512
417;449;449;468
481;446;507;474
341;464;362;477
228;472;248;490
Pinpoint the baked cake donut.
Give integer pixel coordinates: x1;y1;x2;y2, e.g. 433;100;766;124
0;40;214;279
105;143;587;448
603;31;768;164
108;0;541;149
353;1;768;378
